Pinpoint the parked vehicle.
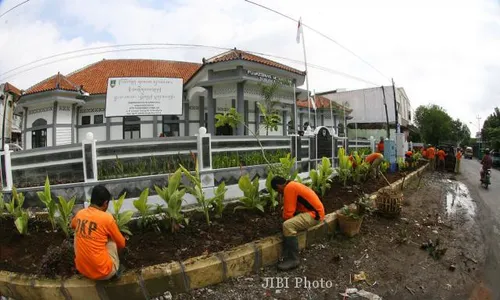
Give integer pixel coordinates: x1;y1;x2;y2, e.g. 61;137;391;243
464;147;473;159
492;150;500;168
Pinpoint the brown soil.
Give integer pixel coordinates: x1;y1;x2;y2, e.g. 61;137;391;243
173;171;485;300
0;170;407;279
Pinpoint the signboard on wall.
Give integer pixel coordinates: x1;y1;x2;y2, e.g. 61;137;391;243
105;77;183;117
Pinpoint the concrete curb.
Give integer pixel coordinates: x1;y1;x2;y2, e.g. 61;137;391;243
0;165;428;300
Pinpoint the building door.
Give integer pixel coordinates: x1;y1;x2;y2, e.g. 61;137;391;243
31;118;47;148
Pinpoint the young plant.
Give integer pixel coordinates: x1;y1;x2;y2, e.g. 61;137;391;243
336;148;353;187
351;152;370;184
380;160;390;174
155;169;188;232
0;192;5;218
112;193;134;236
36;177;57;231
212;182;228;218
340;194;374;219
114;156;125;176
133;188;153;230
236;174;267;213
262;171;279;210
271;153;298;181
397;157;406;171
309;157;334;197
56;196;76;238
5;187;29;235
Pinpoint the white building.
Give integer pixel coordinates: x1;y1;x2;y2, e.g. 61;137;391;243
317;86;414;140
16;49;351;150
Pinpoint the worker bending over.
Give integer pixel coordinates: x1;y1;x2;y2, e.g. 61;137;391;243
365;152;384;178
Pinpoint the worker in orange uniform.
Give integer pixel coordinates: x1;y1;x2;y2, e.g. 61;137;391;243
377;137;384;153
437;148;447;172
422;147;428;159
455;149;462;174
271;177;325;271
427;145;436;170
405;150;413;168
71;185;126;280
365;152;384;178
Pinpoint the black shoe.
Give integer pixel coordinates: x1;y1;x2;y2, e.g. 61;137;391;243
110;265;125;280
278;236;300;271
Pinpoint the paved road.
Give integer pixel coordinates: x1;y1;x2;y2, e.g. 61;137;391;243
458;159;500;300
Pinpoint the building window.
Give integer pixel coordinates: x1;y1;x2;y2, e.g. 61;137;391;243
31;118;47;148
162;115;180;137
94;115;104;124
82;116;91;125
123;116;140;139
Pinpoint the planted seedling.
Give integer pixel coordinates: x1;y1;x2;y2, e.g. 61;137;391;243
336;148;353;187
262;171;279;210
5;187;29;235
212;182;228;218
155;169;188;231
112;193;134;236
36;177;57;231
309;157;334;198
236;174;267;213
133;188;154;230
0;192;5;218
56;195;76;238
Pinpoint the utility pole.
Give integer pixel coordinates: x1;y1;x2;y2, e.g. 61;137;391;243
392;78;398;134
381;86;390;139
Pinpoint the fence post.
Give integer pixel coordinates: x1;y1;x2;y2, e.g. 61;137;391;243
3;144;13;190
369;136;376;153
196;127;214;188
82;132;98;182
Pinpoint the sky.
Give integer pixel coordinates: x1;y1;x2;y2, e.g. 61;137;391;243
0;0;499;135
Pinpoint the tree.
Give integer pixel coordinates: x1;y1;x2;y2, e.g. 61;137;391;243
482;107;500;150
450;119;471;147
259;82;281;135
414;104;453;145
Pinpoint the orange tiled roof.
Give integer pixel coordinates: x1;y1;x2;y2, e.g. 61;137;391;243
25;73;80;95
205;49;305;75
297;95;353;113
3;82;21;96
25;59;202;95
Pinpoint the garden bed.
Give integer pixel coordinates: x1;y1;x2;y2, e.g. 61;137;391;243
0;170;409;279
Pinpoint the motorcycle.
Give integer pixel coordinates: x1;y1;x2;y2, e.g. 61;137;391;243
481;169;491;189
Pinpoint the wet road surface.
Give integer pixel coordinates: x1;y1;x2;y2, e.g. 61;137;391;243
458;159;500;300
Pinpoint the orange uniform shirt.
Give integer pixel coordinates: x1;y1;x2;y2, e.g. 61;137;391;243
71;207;126;280
422;150;428;158
456;152;462;160
365;152;383;164
283;181;325;221
406;151;413;157
437;150;446;160
377;142;384;153
427;147;435;159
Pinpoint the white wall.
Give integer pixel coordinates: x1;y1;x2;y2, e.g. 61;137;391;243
57;104;72;124
56;127;72;145
141;123;154;138
110;125;123;140
27;105;53;126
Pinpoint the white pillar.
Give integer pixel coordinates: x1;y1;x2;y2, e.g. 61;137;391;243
82;132;98;182
196;127;214;188
369;136;376;154
3;144;13;190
